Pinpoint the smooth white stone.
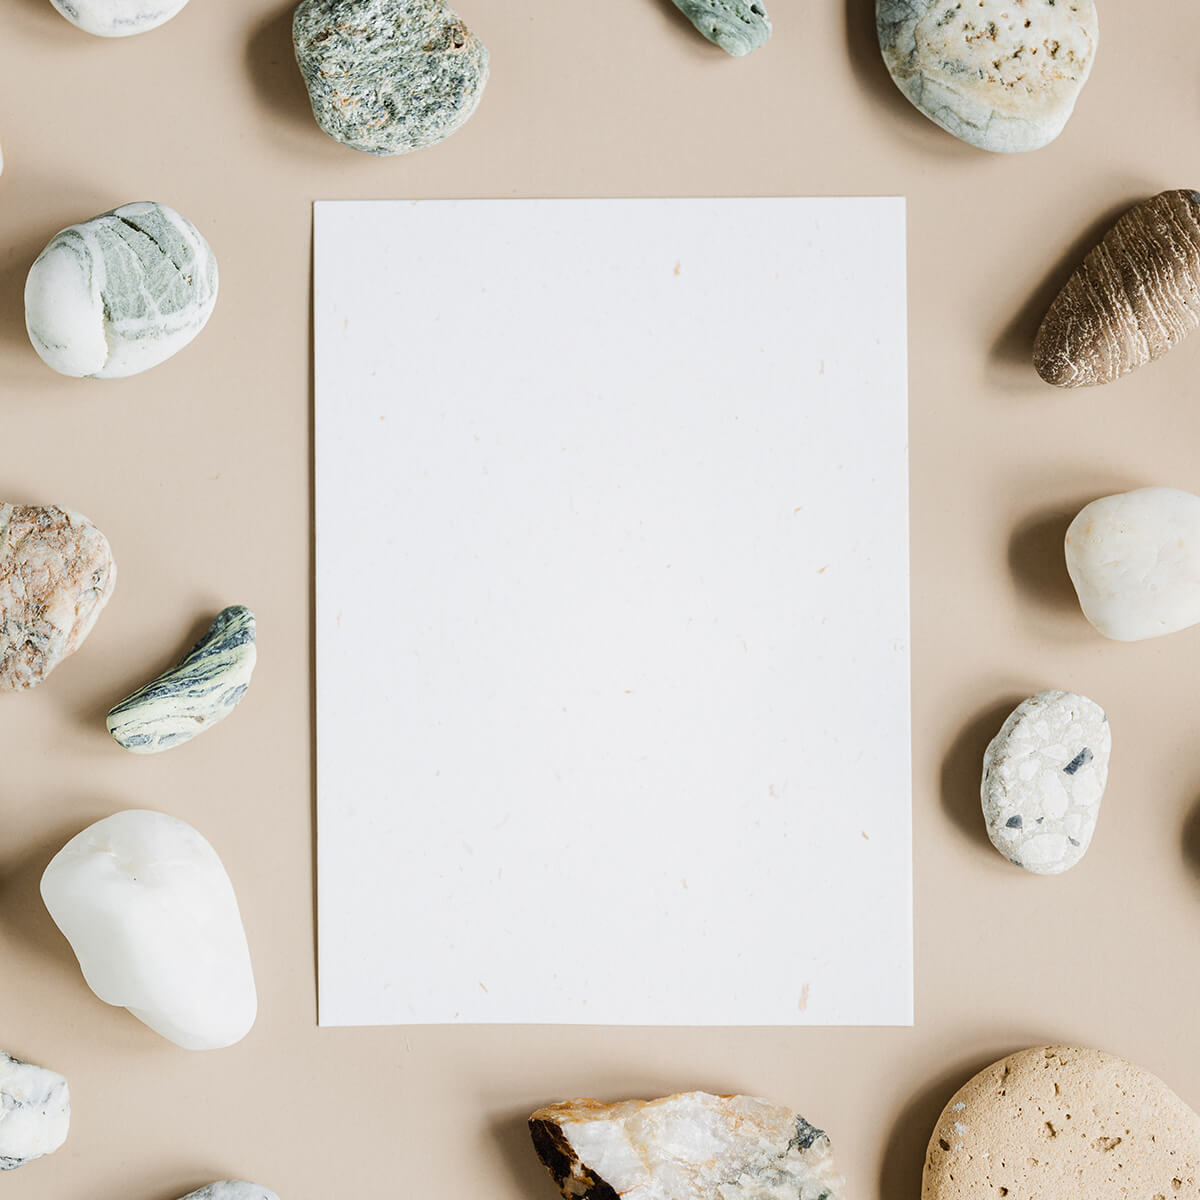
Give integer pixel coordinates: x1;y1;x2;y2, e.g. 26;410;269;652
0;1050;70;1170
181;1183;280;1200
25;201;218;380
1066;486;1200;641
49;0;190;36
981;690;1110;875
41;810;257;1051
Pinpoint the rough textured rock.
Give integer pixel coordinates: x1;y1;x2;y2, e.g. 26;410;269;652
293;0;489;155
877;0;1099;153
1035;189;1200;387
179;1184;280;1200
924;1046;1200;1200
41;810;257;1051
0;503;116;692
25;201;218;380
981;690;1109;874
1065;487;1200;641
0;1050;70;1171
530;1092;844;1200
670;0;771;56
49;0;190;36
107;605;257;754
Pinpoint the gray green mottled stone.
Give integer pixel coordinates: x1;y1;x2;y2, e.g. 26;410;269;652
671;0;771;56
293;0;489;155
106;606;256;754
24;201;218;379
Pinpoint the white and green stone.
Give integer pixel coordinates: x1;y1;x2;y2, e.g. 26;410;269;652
24;201;218;379
293;0;490;155
106;606;256;755
671;0;771;56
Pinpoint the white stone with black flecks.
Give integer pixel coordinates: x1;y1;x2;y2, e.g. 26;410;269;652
0;1049;70;1170
981;690;1110;875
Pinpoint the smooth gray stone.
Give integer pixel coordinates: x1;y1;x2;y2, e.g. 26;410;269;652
671;0;771;56
293;0;490;155
107;606;256;754
24;201;218;379
0;1049;70;1170
180;1184;279;1200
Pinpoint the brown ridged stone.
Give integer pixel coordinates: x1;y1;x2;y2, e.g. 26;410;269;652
1035;189;1200;387
923;1046;1200;1200
0;503;116;692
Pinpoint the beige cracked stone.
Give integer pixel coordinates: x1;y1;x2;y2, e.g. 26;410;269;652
923;1046;1200;1200
1035;189;1200;387
0;503;116;691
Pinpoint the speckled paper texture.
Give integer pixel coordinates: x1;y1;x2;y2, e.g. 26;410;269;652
314;198;911;1026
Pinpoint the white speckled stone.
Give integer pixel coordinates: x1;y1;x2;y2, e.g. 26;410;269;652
877;0;1099;153
0;1051;70;1171
41;810;257;1051
25;201;218;380
981;690;1109;874
531;1092;844;1200
1066;487;1200;641
180;1184;280;1200
49;0;190;36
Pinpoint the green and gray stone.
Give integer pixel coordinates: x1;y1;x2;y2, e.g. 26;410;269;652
106;606;256;755
293;0;489;155
671;0;771;56
24;201;218;379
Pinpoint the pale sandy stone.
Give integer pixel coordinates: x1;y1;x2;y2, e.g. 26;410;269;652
923;1046;1200;1200
531;1092;844;1200
877;0;1098;153
0;503;116;692
1035;189;1200;387
1066;487;1200;640
981;690;1109;874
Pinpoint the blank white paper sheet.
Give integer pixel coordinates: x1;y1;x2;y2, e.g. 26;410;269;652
315;198;911;1027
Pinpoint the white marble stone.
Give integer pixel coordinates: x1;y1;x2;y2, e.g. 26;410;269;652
877;0;1099;153
180;1183;280;1200
0;1050;70;1170
25;201;217;379
49;0;190;37
41;810;257;1051
531;1092;844;1200
981;691;1110;875
1066;487;1200;641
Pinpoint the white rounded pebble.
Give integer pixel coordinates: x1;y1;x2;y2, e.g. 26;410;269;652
49;0;190;36
981;690;1110;875
1066;486;1200;641
25;201;218;380
0;1050;70;1170
41;810;257;1050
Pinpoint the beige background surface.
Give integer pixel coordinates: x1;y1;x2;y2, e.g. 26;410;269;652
2;1;1200;1197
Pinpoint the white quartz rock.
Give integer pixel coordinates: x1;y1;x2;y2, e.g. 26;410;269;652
531;1092;844;1200
41;810;257;1050
1065;486;1200;641
180;1183;280;1200
49;0;190;36
981;690;1110;875
0;1050;70;1170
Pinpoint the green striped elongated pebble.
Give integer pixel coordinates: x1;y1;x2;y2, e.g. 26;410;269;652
671;0;771;56
106;606;255;754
